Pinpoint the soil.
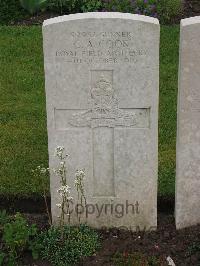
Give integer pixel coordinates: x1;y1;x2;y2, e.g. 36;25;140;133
7;1;200;26
19;213;200;266
184;0;200;18
0;196;51;214
79;214;200;266
11;12;60;26
18;212;200;266
0;195;174;214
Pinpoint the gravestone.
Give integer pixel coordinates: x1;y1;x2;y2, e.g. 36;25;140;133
176;17;200;229
43;13;159;230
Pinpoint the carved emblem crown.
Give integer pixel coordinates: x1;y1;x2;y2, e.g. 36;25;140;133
91;75;114;98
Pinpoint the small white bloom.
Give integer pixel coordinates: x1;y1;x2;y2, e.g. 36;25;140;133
40;168;46;174
67;196;73;201
64;184;70;190
57;146;64;151
60;161;65;167
54;146;65;158
75;170;85;182
57;185;71;196
53;168;58;174
76;169;85;176
79;170;85;175
56;203;62;208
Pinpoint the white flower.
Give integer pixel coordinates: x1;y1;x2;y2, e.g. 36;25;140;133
54;146;65;158
75;170;85;177
40;167;47;174
56;203;62;208
67;196;73;201
56;146;64;152
60;161;65;167
57;185;71;196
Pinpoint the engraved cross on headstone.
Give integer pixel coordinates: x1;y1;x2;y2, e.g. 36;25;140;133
55;70;150;197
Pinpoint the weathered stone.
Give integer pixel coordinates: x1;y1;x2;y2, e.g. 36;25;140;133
176;17;200;229
43;13;159;230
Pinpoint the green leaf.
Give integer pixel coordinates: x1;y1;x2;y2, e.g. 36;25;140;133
19;0;47;14
0;252;5;266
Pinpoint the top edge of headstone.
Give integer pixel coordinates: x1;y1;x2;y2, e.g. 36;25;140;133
43;12;159;27
181;16;200;27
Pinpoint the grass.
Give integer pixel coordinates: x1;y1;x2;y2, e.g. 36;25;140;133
0;25;179;198
0;26;48;197
159;26;179;196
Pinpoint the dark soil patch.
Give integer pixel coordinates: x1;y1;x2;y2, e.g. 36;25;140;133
0;195;174;215
78;214;200;266
9;212;199;266
184;0;200;18
11;12;60;26
0;195;51;214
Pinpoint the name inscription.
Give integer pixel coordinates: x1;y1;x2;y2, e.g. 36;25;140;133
55;31;148;64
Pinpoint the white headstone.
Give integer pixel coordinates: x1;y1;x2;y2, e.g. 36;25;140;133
176;17;200;229
43;13;159;230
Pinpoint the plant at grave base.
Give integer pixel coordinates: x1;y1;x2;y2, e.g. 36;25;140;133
0;210;10;231
20;0;47;14
75;169;87;223
0;252;5;266
32;166;52;226
35;224;100;266
1;213;39;265
33;146;88;234
187;241;200;257
54;146;73;238
31;147;99;265
54;147;87;228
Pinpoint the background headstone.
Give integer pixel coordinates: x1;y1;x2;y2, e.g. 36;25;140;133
176;17;200;229
43;13;159;230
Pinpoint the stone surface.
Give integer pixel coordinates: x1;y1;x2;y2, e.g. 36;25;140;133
176;17;200;229
43;12;159;230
